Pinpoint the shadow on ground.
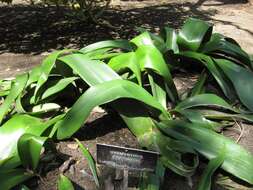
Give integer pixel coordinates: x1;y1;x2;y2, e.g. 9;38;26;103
0;1;220;54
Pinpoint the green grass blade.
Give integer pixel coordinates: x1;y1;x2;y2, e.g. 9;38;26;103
74;138;99;187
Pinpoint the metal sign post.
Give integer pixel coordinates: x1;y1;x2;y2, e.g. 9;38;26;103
96;143;159;190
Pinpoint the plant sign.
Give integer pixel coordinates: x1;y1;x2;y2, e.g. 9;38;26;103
97;143;159;189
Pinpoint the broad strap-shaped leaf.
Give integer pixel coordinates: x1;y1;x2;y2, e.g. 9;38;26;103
179;109;223;131
189;71;207;97
175;93;238;112
177;18;212;51
197;149;225;190
58;54;121;86
148;73;167;108
57;174;74;190
56;79;167;139
112;102;199;177
0;168;33;190
135;45;178;102
0;79;12;96
158;120;253;184
161;26;179;53
199;109;253;123
136;27;167;53
20;185;30;190
75;138;99;187
34;77;78;102
34;50;73;101
80;39;134;53
26;65;42;87
138;161;165;190
179;51;236;101
18;134;48;170
202;33;252;68
215;58;253;112
153;130;199;176
0;114;63;169
29;103;61;114
131;32;154;47
108;52;142;85
0;73;28;124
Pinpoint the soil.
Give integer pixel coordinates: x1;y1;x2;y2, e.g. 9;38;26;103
1;0;253;190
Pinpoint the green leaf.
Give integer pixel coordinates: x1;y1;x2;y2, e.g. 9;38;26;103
202;33;252;68
175;93;237;112
154;131;199;176
35;77;78;102
108;52;142;85
177;18;212;51
29;103;61;114
135;28;167;53
199;109;253;123
34;50;72;101
139;161;165;190
131;32;154;47
74;138;99;187
135;45;178;102
18;134;48;170
161;27;179;53
148;73;167;108
179;51;236;100
0;79;12;96
158;120;253;184
190;71;207;97
20;185;30;190
0;73;28;124
80;40;134;53
58;54;121;86
0;168;33;190
57;174;74;190
56;79;168;139
26;65;42;87
0;114;63;169
197;150;225;190
215;58;253;111
179;109;223;131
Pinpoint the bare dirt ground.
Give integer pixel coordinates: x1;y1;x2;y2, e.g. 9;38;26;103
1;0;253;189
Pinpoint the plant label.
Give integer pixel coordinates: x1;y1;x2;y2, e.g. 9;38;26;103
96;143;159;172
